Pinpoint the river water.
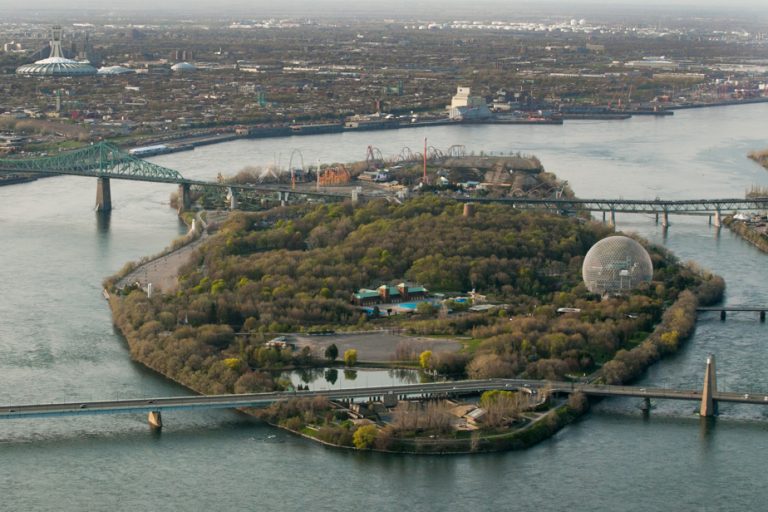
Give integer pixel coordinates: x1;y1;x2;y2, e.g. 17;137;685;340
2;104;767;510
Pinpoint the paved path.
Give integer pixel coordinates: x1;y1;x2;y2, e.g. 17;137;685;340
116;211;227;293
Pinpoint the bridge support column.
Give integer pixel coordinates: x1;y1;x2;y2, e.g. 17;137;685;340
281;191;288;207
178;183;191;213
641;397;651;414
699;354;718;417
713;209;722;228
95;177;112;212
661;211;670;229
720;310;726;321
148;410;163;430
227;187;238;210
761;311;765;323
609;209;616;227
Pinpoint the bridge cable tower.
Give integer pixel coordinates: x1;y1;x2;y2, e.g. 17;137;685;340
699;353;718;417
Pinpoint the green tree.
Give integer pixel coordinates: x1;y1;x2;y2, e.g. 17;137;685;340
324;368;338;385
353;424;378;449
325;343;339;361
416;302;437;315
343;349;358;366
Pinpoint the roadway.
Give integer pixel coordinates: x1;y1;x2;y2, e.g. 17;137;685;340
3;379;768;421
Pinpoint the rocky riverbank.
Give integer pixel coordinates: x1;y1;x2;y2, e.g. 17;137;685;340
723;215;768;254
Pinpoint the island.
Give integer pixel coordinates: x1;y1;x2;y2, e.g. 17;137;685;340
105;159;724;454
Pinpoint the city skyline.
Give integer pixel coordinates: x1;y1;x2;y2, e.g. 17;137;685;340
1;0;767;17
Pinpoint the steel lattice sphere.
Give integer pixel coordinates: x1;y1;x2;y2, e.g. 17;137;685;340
582;236;653;294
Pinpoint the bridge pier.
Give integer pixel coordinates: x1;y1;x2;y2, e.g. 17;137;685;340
661;210;670;229
609;209;616;227
699;354;718;417
178;183;191;213
95;177;112;212
720;310;726;321
641;396;651;415
761;311;765;323
227;187;238;210
148;410;163;430
713;209;722;228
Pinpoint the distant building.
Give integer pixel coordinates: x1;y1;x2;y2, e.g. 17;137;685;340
16;26;97;77
448;87;491;120
171;62;197;73
352;282;428;306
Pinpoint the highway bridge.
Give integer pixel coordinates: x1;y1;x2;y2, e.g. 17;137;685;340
2;142;767;221
0;356;763;429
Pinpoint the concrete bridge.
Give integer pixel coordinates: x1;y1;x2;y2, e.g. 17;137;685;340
0;355;759;430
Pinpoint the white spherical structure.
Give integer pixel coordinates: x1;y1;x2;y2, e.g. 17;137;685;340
582;236;653;294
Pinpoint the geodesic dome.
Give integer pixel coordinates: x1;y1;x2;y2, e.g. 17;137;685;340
582;236;653;294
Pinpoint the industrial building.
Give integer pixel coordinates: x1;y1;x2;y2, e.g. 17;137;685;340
448;87;491;120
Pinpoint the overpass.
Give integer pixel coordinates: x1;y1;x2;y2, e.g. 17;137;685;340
0;355;762;430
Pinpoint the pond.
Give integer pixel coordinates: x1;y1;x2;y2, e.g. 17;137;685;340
283;367;435;391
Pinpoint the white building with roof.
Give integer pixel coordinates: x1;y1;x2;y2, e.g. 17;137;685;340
448;87;491;120
16;26;97;77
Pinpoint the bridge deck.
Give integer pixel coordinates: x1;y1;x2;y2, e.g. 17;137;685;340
2;379;767;420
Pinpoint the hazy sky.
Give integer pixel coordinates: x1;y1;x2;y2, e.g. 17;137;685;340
1;0;766;22
1;0;766;11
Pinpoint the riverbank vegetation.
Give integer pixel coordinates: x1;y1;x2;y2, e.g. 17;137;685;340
107;194;723;452
723;214;768;254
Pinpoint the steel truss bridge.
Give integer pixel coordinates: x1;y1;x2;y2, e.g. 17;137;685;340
0;142;185;184
463;196;768;214
1;142;766;220
0;142;350;210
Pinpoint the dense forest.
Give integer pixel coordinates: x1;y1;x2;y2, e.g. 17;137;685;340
109;196;723;395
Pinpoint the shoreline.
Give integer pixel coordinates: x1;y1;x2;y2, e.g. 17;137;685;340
143;97;768;154
102;202;722;454
723;216;768;254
